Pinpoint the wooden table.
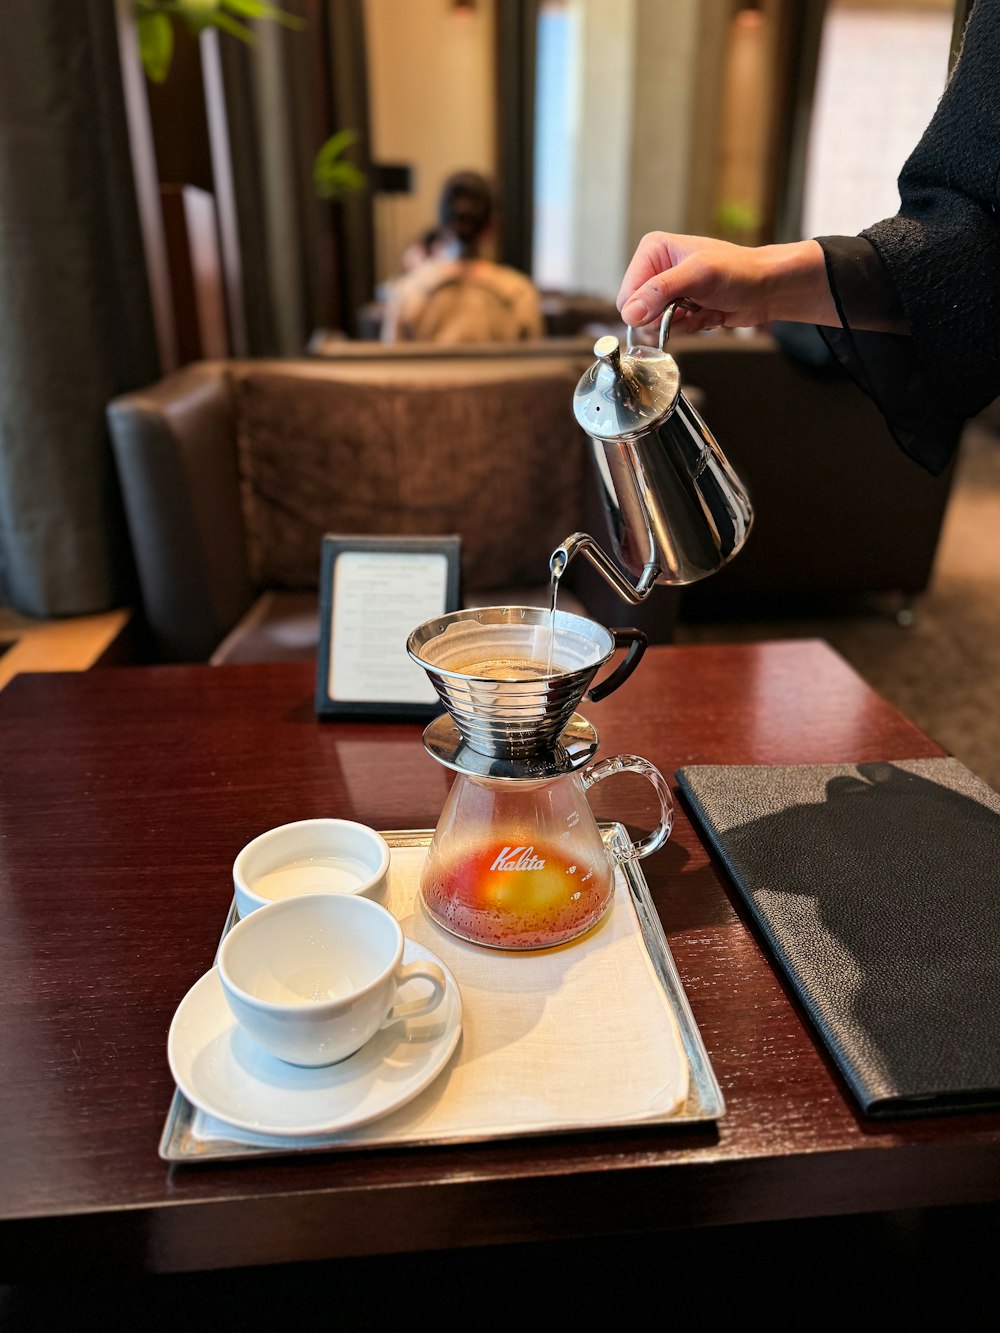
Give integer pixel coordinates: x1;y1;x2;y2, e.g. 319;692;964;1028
2;640;999;1282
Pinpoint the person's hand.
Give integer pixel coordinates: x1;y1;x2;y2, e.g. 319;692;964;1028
617;233;834;333
617;233;773;332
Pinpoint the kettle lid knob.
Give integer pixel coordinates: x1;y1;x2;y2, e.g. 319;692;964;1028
593;334;621;367
573;330;680;441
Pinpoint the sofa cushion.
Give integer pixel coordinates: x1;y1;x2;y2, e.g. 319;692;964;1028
234;365;586;594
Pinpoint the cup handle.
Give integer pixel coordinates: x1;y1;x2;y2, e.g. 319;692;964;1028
586;628;647;704
382;961;447;1027
581;754;674;861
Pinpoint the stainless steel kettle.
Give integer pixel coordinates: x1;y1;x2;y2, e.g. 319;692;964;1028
552;302;753;604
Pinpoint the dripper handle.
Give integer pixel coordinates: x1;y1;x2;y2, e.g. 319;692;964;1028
586;628;647;703
581;754;674;860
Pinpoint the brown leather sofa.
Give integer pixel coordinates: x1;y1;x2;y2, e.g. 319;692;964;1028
307;333;956;617
107;332;956;664
107;347;680;664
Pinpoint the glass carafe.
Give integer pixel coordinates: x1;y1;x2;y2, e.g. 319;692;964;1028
420;756;673;950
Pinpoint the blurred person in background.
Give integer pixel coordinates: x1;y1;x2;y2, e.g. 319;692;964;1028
382;171;543;344
399;226;444;276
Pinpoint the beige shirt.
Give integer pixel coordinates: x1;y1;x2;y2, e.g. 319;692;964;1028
381;258;544;344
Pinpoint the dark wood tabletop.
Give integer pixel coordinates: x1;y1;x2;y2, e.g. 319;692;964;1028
2;640;999;1279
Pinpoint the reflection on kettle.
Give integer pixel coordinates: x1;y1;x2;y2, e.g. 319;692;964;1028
551;301;754;605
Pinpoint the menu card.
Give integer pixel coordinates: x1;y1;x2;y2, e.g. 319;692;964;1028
315;535;460;717
677;757;1000;1118
329;550;446;705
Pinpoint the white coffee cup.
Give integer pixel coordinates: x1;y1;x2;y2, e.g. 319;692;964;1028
233;819;391;918
217;894;446;1067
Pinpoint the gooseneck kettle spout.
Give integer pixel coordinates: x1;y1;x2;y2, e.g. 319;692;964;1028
550;532;661;606
554;303;753;603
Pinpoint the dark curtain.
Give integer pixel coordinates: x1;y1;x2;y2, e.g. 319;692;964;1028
495;0;540;274
213;29;279;355
212;0;373;352
0;0;158;616
323;0;375;336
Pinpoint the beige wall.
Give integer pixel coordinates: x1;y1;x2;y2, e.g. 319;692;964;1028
365;0;497;284
363;0;730;300
567;0;715;301
712;3;779;245
568;0;637;299
628;0;702;245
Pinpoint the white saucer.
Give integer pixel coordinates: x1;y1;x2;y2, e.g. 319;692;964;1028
167;940;462;1137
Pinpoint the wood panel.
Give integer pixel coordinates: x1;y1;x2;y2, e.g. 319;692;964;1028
0;609;132;689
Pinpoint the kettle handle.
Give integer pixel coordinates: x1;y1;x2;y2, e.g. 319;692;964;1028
626;297;701;352
586;628;647;704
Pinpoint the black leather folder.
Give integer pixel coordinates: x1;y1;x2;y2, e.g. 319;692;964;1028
676;757;1000;1118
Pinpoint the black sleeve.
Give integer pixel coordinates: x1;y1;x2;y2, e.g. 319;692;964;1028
816;235;964;476
815;0;1000;477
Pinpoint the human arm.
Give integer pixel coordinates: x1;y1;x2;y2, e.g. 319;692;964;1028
615;224;969;474
616;233;907;335
615;0;1000;479
817;0;1000;474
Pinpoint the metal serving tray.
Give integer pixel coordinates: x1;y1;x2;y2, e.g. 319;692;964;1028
160;825;724;1161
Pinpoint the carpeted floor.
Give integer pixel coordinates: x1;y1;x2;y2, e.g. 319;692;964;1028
676;419;1000;791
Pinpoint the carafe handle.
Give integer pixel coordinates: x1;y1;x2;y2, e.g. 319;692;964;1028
580;754;673;861
586;628;647;703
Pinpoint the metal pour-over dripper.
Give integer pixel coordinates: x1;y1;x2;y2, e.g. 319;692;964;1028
409;606;673;952
406;606;646;761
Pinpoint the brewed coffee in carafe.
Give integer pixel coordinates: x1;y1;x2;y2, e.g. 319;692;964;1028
421;770;615;950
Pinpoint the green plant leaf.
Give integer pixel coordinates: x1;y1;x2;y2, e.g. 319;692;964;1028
136;10;174;83
220;0;306;30
202;10;257;42
173;0;222;30
313;129;367;200
173;1;255;41
315;128;358;164
134;0;304;85
314;162;367;200
313;165;362;200
714;199;761;237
